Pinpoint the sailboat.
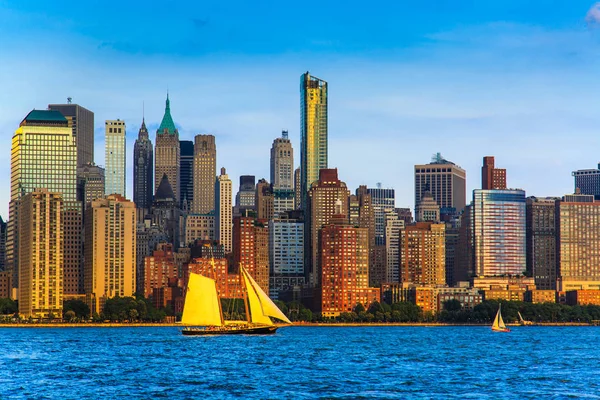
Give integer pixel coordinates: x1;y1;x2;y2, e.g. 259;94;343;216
518;311;534;326
180;265;292;336
491;304;510;332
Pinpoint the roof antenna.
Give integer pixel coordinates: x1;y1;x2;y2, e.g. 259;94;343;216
67;97;72;104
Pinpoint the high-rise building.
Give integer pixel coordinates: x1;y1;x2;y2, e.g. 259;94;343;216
155;94;180;203
300;72;328;210
572;164;600;200
8;110;78;296
184;214;215;245
84;194;136;314
367;187;396;246
235;175;256;216
133;119;153;210
385;213;404;283
415;191;440;222
48;102;94;167
0;217;7;272
233;216;269;293
482;156;507;190
215;167;233;253
179;140;194;210
294;167;301;209
142;243;178;298
77;163;105;210
472;189;526;277
319;207;379;317
400;222;446;286
18;190;63;318
526;197;558;290
414;153;467;215
556;193;600;290
271;130;294;189
307;169;350;286
136;220;168;292
151;174;180;248
256;179;274;221
192;134;216;214
105;119;126;197
444;218;460;286
268;213;305;299
455;205;473;283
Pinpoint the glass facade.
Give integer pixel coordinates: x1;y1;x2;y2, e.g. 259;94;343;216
104;120;126;197
367;188;395;246
472;189;526;277
300;72;327;210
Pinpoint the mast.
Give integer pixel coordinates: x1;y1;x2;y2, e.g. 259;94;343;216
211;255;224;325
241;263;251;323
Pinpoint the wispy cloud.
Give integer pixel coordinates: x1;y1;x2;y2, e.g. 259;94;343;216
586;2;600;27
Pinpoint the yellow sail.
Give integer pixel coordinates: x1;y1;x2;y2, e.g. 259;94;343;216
498;311;506;330
242;269;273;326
242;267;292;324
181;273;223;326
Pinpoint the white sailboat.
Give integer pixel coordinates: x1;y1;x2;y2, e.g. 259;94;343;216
181;265;292;336
491;304;510;332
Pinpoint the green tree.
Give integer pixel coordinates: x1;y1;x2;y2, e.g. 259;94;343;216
63;300;90;320
0;298;17;315
64;310;76;322
443;299;462;312
353;303;366;314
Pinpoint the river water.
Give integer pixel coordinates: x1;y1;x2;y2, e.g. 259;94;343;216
1;326;599;399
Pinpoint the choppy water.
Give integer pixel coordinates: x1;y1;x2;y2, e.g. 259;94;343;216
1;326;599;399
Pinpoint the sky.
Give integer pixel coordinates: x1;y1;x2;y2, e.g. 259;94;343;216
1;1;600;218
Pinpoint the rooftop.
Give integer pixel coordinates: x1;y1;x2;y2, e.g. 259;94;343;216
21;109;68;126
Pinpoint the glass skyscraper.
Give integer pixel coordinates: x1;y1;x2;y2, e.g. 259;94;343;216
105;119;126;197
367;187;395;246
472;189;526;277
300;72;327;210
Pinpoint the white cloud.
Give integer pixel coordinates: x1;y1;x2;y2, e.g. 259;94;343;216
586;2;600;26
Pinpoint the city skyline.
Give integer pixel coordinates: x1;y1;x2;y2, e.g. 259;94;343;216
3;2;600;218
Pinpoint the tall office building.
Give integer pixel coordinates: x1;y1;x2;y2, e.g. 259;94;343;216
155;94;180;203
233;216;269;293
179;140;194;210
400;222;446;285
415;191;440;222
556;193;600;290
367;187;396;246
215;168;233;253
77;163;105;209
526;197;558;290
482;156;507;190
300;72;328;210
415;153;467;216
271;131;295;216
105;119;126;197
294;167;301;209
472;189;526;277
192;135;216;214
133;119;153;210
8;110;78;296
268;213;304;299
307;169;350;286
151;174;180;248
256;179;274;221
0;217;6;272
48;102;94;167
18;190;63;318
235;175;256;216
572;164;600;199
84;194;136;313
455;205;473;282
385;213;404;283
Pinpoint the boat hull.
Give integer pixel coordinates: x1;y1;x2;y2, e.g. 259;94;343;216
182;325;278;336
491;327;511;332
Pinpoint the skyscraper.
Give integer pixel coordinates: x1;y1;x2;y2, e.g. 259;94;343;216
192;134;216;214
300;72;328;210
8;110;78;296
385;213;404;283
572;164;600;200
235;175;256;216
233;216;269;293
294;167;301;209
77;163;105;210
104;119;126;197
215;167;233;253
18;190;63;318
400;222;446;286
84;194;136;313
414;153;466;215
415;191;440;222
179;140;194;210
271;131;295;216
307;169;350;286
268;213;304;299
256;179;274;221
367;187;396;246
133;119;153;210
155;94;180;203
48;102;94;167
482;156;507;190
472;189;526;277
526;197;558;290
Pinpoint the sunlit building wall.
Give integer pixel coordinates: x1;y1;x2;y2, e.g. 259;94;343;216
105;119;126;197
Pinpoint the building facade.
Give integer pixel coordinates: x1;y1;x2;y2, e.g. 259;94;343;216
526;197;558;290
269;216;304;299
184;214;215;245
192;134;216;214
482;156;507;190
155;95;180;203
400;222;446;285
367;187;396;246
473;189;526;277
215;168;233;253
77;163;105;209
572;165;600;199
235;175;256;216
104;119;126;197
415;191;440;222
300;72;328;210
233;216;270;293
385;213;404;283
48;103;94;167
133;119;153;210
179;140;194;210
414;154;466;215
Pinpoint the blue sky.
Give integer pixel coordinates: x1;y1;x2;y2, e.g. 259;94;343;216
1;0;600;218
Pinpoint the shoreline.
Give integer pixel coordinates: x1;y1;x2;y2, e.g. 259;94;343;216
0;322;593;328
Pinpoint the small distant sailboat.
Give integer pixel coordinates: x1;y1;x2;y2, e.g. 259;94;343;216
491;304;510;332
181;264;292;336
518;311;534;326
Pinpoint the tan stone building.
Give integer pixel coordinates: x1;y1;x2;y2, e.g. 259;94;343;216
155;95;180;203
400;222;446;286
215;168;233;253
84;194;136;313
192;134;216;214
18;190;64;318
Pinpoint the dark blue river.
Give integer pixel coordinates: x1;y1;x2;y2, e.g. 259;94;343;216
1;326;599;399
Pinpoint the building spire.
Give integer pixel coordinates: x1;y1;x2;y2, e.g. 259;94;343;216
158;92;176;134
